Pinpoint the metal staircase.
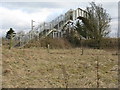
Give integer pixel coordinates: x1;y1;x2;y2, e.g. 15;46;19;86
13;8;89;47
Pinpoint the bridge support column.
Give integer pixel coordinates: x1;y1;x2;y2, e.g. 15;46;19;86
58;32;60;38
52;32;54;38
60;32;62;37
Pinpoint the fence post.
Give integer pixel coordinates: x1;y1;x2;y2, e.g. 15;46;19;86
61;65;68;89
9;33;14;49
81;38;83;55
47;44;50;53
96;56;99;88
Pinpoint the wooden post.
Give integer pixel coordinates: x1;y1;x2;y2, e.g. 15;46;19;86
19;36;21;46
81;38;83;55
47;44;50;53
9;33;13;49
61;65;68;89
96;56;99;88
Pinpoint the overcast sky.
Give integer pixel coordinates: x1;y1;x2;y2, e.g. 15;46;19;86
0;0;119;37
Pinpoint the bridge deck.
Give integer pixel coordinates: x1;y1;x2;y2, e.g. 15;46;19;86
13;8;89;47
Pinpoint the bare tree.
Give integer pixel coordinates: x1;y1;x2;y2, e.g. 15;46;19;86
86;2;111;49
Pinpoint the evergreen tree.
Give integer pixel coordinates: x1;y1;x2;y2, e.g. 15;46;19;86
6;28;16;49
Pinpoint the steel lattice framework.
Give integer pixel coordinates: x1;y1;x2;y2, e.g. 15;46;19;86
13;8;89;47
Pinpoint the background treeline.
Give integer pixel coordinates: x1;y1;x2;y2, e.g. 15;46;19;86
2;36;118;50
13;37;118;49
81;38;118;49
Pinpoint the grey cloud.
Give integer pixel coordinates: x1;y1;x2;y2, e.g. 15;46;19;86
0;2;118;37
1;2;88;13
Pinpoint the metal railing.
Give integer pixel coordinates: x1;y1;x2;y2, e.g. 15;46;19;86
13;8;89;47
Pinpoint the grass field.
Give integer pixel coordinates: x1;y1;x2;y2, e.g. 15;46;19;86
2;47;118;88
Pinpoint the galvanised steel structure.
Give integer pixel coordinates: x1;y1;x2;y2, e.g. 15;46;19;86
13;8;89;47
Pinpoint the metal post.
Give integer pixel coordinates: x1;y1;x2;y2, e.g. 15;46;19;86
81;10;82;17
31;20;35;39
31;20;35;31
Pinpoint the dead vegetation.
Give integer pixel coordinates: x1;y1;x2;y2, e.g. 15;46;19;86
2;46;118;88
24;37;72;49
